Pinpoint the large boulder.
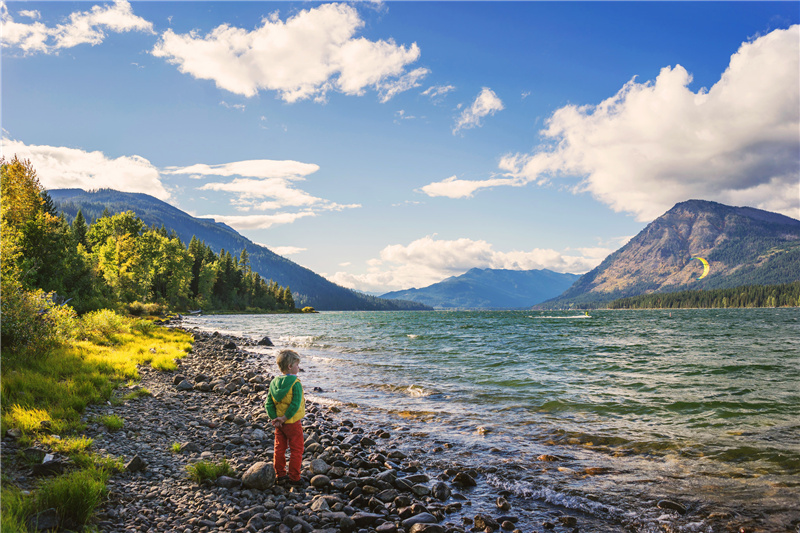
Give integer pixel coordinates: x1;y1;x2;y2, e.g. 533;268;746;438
242;461;276;490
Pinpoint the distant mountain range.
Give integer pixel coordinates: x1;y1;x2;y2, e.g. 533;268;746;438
49;188;431;311
381;268;580;309
543;200;800;308
51;190;800;311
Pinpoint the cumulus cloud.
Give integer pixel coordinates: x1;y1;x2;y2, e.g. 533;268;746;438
453;87;504;134
1;0;154;54
0;137;170;200
151;3;427;102
428;26;800;221
326;235;611;293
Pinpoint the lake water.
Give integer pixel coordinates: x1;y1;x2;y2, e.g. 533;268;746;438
181;309;800;532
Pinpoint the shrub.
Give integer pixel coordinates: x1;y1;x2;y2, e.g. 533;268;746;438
186;459;234;483
125;301;165;317
75;309;128;345
0;286;77;360
170;442;182;453
301;306;316;313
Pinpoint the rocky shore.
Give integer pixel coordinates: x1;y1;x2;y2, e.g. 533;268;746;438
4;325;592;533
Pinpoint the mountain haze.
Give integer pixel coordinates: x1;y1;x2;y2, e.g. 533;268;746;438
544;200;800;308
49;188;430;311
380;268;580;309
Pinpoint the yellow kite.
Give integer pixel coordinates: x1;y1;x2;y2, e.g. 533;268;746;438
692;256;710;280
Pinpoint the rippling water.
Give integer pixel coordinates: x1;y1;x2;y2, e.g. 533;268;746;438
182;309;800;532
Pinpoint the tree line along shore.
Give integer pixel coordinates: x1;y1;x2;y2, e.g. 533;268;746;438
605;280;800;309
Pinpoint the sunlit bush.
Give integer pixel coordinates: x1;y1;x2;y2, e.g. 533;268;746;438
0;285;77;360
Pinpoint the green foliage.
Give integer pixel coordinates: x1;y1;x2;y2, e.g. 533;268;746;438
51;188;432;310
0;287;78;361
608;281;800;309
186;459;234;483
34;466;111;529
125;301;165;317
170;442;182;453
95;414;124;432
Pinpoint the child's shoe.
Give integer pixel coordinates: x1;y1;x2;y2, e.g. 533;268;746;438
286;478;305;487
276;476;288;485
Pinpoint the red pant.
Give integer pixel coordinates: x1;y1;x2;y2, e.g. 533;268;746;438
274;421;304;481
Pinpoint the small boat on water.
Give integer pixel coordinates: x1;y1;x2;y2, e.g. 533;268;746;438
188;309;202;315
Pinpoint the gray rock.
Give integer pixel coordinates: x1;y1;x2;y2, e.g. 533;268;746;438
408;525;444;533
402;512;438;528
411;483;431;497
125;455;147;472
22;447;47;463
310;458;331;474
26;508;59;531
257;336;274;346
242;461;275;490
175;379;193;391
350;512;383;527
452;472;476;487
310;474;331;488
215;475;241;489
431;481;450;501
252;429;267;441
5;427;22;439
657;499;687;514
180;442;201;453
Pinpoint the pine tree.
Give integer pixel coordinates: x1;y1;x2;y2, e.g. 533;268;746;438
71;209;89;248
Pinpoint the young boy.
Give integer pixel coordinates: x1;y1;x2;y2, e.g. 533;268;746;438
265;349;305;486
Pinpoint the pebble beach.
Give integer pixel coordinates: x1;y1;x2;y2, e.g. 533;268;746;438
4;320;773;533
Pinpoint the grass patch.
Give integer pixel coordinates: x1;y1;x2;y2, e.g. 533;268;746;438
187;459;234;483
1;310;193;531
95;414;124;432
121;387;151;402
36;465;111;528
170;442;182;454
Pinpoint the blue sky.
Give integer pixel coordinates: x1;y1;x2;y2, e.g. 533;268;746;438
2;1;799;294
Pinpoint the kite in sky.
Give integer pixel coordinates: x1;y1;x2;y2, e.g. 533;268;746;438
692;257;710;280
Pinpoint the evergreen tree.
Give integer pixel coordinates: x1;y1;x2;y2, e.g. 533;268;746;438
71;209;89;248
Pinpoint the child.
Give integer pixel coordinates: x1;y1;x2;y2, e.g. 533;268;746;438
265;349;305;486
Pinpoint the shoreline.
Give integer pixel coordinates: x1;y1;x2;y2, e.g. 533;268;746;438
2;321;771;533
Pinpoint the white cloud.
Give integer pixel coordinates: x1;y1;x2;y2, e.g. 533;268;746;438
1;0;154;54
453;87;504;134
419;175;523;199
422;84;456;102
326;235;611;293
266;246;306;256
165;159;320;180
204;211;316;230
168;157;358;225
18;9;40;20
0;137;170;200
151;3;426;102
428;26;800;221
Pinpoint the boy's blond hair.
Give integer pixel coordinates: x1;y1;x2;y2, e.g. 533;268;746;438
276;349;300;373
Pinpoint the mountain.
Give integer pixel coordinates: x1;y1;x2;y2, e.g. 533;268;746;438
380;268;580;309
49;188;431;311
543;200;800;308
